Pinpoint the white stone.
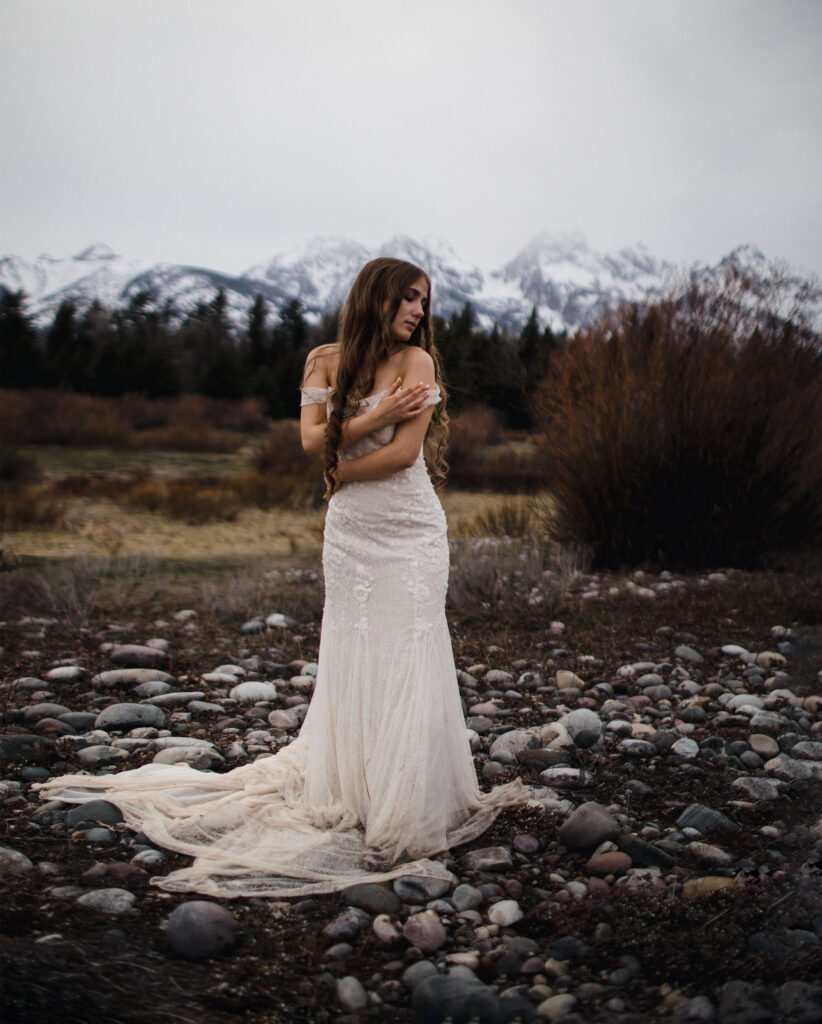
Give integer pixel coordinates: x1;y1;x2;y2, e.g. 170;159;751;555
229;681;278;702
488;899;524;926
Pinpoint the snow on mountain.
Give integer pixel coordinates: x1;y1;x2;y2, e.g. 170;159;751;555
2;234;813;335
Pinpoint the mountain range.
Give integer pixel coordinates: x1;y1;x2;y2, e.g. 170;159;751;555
0;233;803;334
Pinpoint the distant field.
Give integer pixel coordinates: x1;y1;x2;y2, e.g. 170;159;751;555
2;490;540;563
20;445;252;478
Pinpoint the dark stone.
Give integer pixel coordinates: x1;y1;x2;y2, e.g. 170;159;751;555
341;882;401;916
58;712;98;731
676;803;738;833
411;973;535;1023
746;929;820;957
617;835;676;869
546;935;591;961
718;979;776;1024
165;900;239;960
20;766;51;782
66;800;124;829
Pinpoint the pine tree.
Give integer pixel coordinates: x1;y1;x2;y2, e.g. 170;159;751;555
0;289;44;388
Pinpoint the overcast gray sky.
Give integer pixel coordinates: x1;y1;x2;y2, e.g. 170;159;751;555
2;0;820;275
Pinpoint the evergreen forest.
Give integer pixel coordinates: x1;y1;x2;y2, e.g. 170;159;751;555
0;289;565;429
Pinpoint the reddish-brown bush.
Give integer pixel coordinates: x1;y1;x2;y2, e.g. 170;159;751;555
535;273;822;568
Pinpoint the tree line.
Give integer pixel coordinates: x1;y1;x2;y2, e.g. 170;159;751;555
0;288;565;427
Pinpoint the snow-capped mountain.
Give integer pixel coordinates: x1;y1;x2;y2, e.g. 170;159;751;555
2;234;812;334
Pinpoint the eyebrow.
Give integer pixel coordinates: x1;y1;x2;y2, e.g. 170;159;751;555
407;285;429;300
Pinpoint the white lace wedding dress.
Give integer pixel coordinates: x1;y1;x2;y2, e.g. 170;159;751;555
37;387;526;898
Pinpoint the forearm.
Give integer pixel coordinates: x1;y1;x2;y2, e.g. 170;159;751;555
302;409;382;456
337;438;419;482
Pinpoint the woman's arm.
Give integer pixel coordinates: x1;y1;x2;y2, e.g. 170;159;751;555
336;349;437;484
300;375;432;457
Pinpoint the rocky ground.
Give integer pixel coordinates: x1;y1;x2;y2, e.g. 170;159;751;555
1;563;822;1023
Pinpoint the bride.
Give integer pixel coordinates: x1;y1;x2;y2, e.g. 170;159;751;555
37;257;526;898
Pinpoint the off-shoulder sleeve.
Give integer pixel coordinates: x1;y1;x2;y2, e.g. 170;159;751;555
422;385;442;409
300;387;329;407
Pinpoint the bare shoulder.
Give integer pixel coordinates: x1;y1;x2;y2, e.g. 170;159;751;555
302;343;339;387
400;346;435;383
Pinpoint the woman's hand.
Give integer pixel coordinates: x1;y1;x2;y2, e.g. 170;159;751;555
372;378;430;430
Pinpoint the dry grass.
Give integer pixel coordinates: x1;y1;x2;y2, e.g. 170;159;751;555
447;536;587;619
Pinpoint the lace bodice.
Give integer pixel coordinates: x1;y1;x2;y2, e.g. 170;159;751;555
300;386;441;462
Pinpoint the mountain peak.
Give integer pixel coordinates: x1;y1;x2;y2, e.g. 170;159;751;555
74;243;118;261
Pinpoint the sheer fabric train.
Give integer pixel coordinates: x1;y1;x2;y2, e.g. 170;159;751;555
37;387;526;898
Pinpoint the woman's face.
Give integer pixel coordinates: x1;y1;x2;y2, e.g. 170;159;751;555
389;276;428;345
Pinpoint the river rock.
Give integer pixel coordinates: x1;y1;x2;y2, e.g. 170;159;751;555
75;745;130;768
336;976;368;1011
229;681;278;702
152;747;224;769
95;703;167;731
341;882;401;915
109;645;169;669
166;900;239;959
66;800;124;828
402;910;447;951
559;802;620;851
76;888;137;915
0;846;34;875
488;899;523;926
461;846;513;872
92;668;176;688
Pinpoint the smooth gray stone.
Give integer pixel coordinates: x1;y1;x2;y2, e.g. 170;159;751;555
148;691;205;706
76;888;136;915
336;976;368;1011
57;712;97;731
411;974;502;1024
676;803;738;833
452;883;484;911
402;959;439;991
109;645;169;669
93;669;176;688
95;703;167;731
133;681;174;698
75;745;129;768
341;882;401;915
675;645;704;664
165;900;239;960
66;800;124;828
0;846;35;875
22;703;72;723
730;777;782;802
392;874;452;902
559;801;620;851
81;827;116;843
460;846;513;872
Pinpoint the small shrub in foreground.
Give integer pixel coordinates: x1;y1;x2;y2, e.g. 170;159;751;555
535;270;822;568
447;537;586;619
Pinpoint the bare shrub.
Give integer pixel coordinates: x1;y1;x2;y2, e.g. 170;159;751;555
535;270;822;569
447;408;546;492
19;554;161;629
247;421;323;506
448;537;586;618
0;390;269;447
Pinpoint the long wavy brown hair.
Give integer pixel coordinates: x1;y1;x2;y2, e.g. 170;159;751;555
319;257;449;498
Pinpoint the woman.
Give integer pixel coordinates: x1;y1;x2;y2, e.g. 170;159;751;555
37;258;525;898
